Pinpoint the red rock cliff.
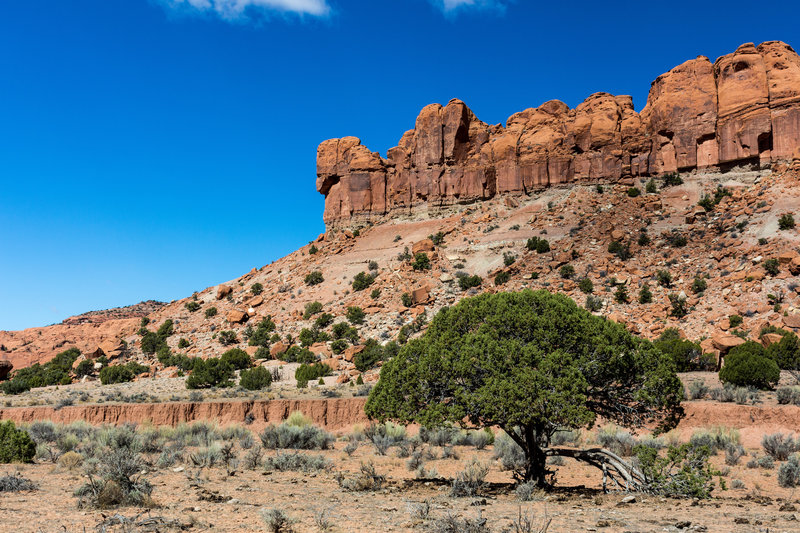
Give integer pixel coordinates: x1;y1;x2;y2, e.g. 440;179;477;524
318;41;800;226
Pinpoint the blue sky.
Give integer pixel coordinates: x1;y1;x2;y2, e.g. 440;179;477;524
1;0;798;330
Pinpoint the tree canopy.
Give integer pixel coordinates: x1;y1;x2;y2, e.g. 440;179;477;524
365;289;684;486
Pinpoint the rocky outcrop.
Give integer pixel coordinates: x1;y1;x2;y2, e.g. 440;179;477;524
318;41;800;226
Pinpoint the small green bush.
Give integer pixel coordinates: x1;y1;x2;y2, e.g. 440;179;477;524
559;265;575;279
578;277;593;294
719;342;780;390
352;272;376;291
303;301;323;319
347;306;366;325
401;293;413;307
627;187;641;197
411;253;431;271
204;307;218;318
0;421;36;463
525;237;550;254
305;271;324;286
728;315;743;328
778;213;795;230
185;301;201;313
656;270;672;288
295;363;332;388
691;276;707;294
220;348;251;370
99;365;135;385
764;258;780;276
639;283;653;304
74;359;95;378
240;366;272;390
186;358;235;389
458;274;482;290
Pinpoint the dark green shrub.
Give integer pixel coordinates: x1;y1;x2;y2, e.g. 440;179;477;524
638;232;651;246
627;187;641;197
719;342;780;390
330;339;348;354
639;283;653;304
458;274;482;290
220;348;251;370
691;276;707;294
0;422;35;463
251;283;263;295
667;233;687;248
354;340;398;372
764;258;780;276
370;288;381;300
645;179;657;193
578;277;593;294
240;366;272;390
411;253;431;271
178;338;190;349
140;332;162;355
218;330;238;346
698;186;730;211
668;294;689;318
525;237;550;253
347;306;366;325
204;307;218;318
614;285;629;304
99;365;135;385
662;173;683;187
352;272;376;291
305;271;324;286
280;346;316;364
309;244;318;255
494;271;511;285
559;265;575;279
608;241;632;261
767;332;800;370
585;294;603;312
75;359;95;378
654;329;713;372
728;315;743;328
186;358;235;389
295;363;332;388
156;320;174;338
303;301;323;319
185;301;201;313
429;232;445;246
635;443;717;498
314;313;334;329
778;213;795;230
656;270;672;288
0;348;80;394
248;317;276;347
401;293;413;307
503;252;516;267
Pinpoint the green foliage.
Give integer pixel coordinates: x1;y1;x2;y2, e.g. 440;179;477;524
719;342;780;390
585;294;603;312
0;348;80;394
295;363;332;388
347;306;366;325
99;365;135;385
185;301;201;313
429;232;445;246
305;271;324;286
280;346;316;364
218;330;238;346
656;270;672;288
635;443;717;498
578;278;593;294
314;313;334;329
370;288;381;300
0;422;35;463
668;294;689;318
411;253;431;271
458;274;482;290
637;232;651;246
654;329;713;372
352;272;376;291
494;271;511;286
666;232;687;248
178;338;190;349
503;252;516;266
239;366;272;390
220;348;251;370
303;301;323;319
354;339;398;372
645;179;657;194
627;187;641;197
245;317;274;348
525;237;550;254
140;332;162;355
332;321;359;342
559;264;575;279
204;307;218;318
309;244;318;255
608;241;632;261
614;285;629;304
330;339;348;354
778;213;795;230
764;258;780;276
251;283;263;295
75;359;95;378
662;173;683;187
186;358;235;389
365;290;683;485
639;283;653;304
691;276;707;294
728;315;743;328
156;320;174;338
401;293;413;307
766;332;800;370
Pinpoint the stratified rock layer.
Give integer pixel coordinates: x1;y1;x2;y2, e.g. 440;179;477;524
318;41;800;226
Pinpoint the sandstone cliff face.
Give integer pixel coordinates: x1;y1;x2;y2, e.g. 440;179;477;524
318;41;800;226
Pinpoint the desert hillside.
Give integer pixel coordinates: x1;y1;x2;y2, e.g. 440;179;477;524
0;40;799;390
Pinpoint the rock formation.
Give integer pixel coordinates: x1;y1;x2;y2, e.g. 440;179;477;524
318;41;800;226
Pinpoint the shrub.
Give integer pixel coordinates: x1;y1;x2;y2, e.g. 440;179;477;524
668;293;688;318
263;452;330;473
525;237;550;254
0;473;36;492
503;252;516;266
608;240;632;261
305;271;324;286
0;421;36;463
140;331;163;355
314;313;334;329
764;258;780;276
688;381;709;400
768;332;800;370
691;276;707;294
220;348;251;370
614;285;629;304
778;455;800;487
559;265;575;279
627;187;641;197
662;173;683;186
655;329;712;371
635;443;717;498
494;271;511;286
99;365;134;385
309;244;318;255
411;253;431;271
239;366;272;390
578;277;593;294
260;508;296;533
295;363;332;388
585;294;603;312
75;446;154;508
778;213;795;230
352;272;376;291
728;314;743;328
638;283;653;304
178;338;190;349
75;359;95;378
656;270;672;287
719;342;780;390
335;461;385;492
450;459;488;497
776;386;800;405
186;358;235;389
638;232;651;246
370;288;381;299
354;340;397;372
667;233;687;248
347;306;366;325
204;307;218;318
429;232;445;246
458;274;482;290
251;282;263;295
218;330;238;346
762;433;798;461
645;179;657;193
330;339;348;354
401;293;413;307
185;301;201;312
259;422;334;450
279;346;316;364
303;301;323;319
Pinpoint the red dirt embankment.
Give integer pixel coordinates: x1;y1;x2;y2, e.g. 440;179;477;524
1;399;798;446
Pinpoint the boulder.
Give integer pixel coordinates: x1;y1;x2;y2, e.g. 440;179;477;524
761;333;785;347
410;284;430;305
217;285;232;299
412;239;435;254
784;314;800;330
270;342;288;358
712;333;746;352
226;310;248;324
0;360;13;380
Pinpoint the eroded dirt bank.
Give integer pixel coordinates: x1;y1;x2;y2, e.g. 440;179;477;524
1;398;799;446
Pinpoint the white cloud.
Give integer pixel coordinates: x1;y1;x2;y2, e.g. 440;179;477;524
161;0;330;20
434;0;507;13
